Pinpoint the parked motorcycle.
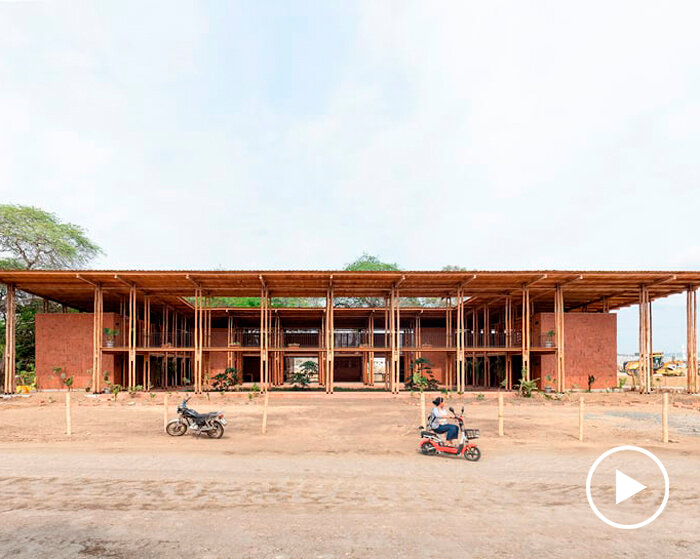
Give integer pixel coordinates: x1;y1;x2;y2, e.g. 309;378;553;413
419;406;481;461
166;397;227;438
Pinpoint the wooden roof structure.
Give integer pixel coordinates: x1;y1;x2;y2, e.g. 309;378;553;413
1;269;699;314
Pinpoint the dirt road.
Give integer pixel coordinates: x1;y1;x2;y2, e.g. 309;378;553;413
1;392;698;558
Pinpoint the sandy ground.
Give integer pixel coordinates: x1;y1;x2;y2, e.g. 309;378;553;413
0;391;699;559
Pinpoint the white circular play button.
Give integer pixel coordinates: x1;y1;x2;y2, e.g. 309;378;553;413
586;445;669;530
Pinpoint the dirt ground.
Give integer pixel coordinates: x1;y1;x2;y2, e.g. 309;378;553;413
1;390;699;559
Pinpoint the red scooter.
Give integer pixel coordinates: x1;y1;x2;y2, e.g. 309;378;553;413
419;406;481;461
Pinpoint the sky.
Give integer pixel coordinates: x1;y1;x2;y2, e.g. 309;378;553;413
1;1;700;353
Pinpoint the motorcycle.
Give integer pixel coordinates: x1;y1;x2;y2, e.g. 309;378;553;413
166;397;227;439
419;406;481;461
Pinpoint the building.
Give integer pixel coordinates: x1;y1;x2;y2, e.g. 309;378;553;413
2;270;699;394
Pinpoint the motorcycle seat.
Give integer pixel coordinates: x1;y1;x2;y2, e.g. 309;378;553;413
191;411;219;421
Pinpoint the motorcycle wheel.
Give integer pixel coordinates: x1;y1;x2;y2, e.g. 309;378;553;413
206;422;224;439
463;447;481;462
166;419;187;437
420;440;437;456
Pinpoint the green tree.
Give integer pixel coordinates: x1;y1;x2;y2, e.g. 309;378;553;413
337;253;403;307
0;205;102;269
344;253;401;272
0;205;102;386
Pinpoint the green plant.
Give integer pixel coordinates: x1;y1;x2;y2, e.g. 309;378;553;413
103;328;120;339
128;384;143;396
52;366;74;391
546;330;555;339
149;392;156;400
291;360;317;389
212;367;241;392
405;358;438;392
517;378;538;398
475;393;485;401
18;363;36;387
85;385;91;392
251;383;261;395
105;382;122;400
618;377;627;390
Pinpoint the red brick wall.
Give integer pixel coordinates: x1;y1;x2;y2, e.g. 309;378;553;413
534;312;617;390
35;313;116;390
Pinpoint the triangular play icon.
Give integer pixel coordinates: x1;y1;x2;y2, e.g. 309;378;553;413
616;470;647;504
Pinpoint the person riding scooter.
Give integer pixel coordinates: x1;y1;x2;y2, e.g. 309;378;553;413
427;397;458;445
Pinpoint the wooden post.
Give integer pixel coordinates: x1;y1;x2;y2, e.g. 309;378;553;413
368;313;375;386
128;284;137;389
498;392;504;436
92;285;103;393
3;284;16;394
262;390;270;434
555;285;566;392
65;390;72;436
687;288;698;394
325;285;335;394
578;396;584;441
420;391;426;429
522;287;531;381
163;394;169;432
662;392;669;443
638;285;653;394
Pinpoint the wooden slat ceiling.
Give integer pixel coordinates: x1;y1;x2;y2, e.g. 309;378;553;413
0;269;698;314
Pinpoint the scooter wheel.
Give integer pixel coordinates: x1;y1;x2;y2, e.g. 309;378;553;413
420;440;437;456
463;447;481;462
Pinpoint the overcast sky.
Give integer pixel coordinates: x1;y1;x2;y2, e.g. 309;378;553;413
2;1;700;353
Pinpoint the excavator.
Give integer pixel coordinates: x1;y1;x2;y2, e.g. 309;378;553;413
623;352;664;376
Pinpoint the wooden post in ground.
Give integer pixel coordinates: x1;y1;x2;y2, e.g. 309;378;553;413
65;391;72;436
555;285;566;392
262;390;270;434
578;396;584;441
522;287;531;381
420;391;426;428
3;284;16;394
368;313;375;387
163;394;169;432
662;393;669;443
498;392;504;436
687;287;698;394
128;283;137;389
92;285;103;393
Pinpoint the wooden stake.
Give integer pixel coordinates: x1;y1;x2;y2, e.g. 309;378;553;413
65;391;72;436
163;394;169;432
498;392;504;436
662;392;669;443
420;391;426;429
262;390;270;434
578;396;584;441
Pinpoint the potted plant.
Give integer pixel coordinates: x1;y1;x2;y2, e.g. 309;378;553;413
545;330;555;347
104;328;120;348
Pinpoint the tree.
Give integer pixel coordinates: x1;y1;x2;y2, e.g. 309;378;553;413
0;205;102;269
0;205;102;387
344;253;401;272
337;253;402;307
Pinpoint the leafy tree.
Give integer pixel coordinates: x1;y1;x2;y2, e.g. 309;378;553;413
291;360;317;389
337;253;403;307
0;205;102;387
344;253;401;272
0;205;102;269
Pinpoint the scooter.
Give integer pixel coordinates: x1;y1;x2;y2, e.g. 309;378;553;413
419;406;481;461
165;397;227;438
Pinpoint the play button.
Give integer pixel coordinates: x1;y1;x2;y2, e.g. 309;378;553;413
615;470;646;504
586;445;669;530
